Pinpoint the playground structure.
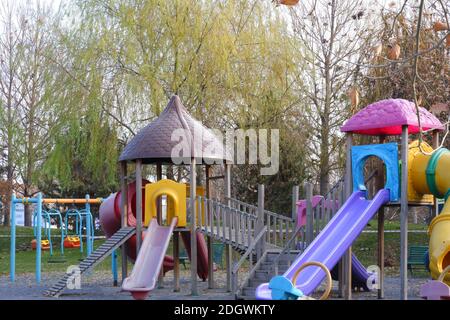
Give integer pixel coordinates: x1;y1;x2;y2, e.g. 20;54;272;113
9;194;102;282
255;98;448;300
7;96;448;301
99;95;234;298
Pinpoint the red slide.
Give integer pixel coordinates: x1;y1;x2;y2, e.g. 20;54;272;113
180;231;209;281
99;180;208;278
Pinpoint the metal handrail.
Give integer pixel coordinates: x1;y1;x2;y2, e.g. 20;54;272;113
234;250;269;298
231;226;267;294
227;197;294;223
270;225;305;275
264;209;294;222
232;226;268;275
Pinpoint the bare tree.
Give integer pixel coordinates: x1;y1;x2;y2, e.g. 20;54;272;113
288;0;376;194
0;1;25;226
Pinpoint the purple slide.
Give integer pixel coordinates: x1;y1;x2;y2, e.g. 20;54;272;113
256;189;390;299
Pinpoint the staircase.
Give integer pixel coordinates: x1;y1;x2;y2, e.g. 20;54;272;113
44;227;136;297
236;250;300;300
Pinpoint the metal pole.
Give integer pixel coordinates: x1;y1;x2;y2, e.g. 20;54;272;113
256;184;265;260
292;185;299;226
206;165;214;289
173;231;180;292
344;133;353;300
400;125;409;300
10;194;16;282
112;250;118;286
304;182;313;245
190;158;198;296
120;161;128;281
432;131;440;217
135;159;143;255
156;163;164;288
85;194;92;256
224;163;232;292
377;135;386;299
36;193;42;283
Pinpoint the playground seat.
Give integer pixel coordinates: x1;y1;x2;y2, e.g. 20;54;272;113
408;245;428;275
64;236;81;248
213;243;225;269
31;239;50;250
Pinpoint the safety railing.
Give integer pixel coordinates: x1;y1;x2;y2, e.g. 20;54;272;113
227;197;295;249
231;226;268;295
196;197;257;250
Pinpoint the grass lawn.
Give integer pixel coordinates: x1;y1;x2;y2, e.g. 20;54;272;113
354;218;429;277
0;218;431;278
0;226;119;275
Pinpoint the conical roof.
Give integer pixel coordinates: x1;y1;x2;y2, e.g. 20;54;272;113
119;95;231;164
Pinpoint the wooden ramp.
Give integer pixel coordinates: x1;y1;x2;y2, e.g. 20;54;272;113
44;227;136;298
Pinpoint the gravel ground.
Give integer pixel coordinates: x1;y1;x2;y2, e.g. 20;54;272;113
0;269;242;300
0;269;430;300
326;277;429;300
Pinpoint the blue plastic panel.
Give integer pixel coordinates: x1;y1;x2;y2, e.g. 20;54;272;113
351;142;399;201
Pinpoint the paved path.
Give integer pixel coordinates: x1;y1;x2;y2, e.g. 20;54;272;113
0;269;239;300
0;270;430;300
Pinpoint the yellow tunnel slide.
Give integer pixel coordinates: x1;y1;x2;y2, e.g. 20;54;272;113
411;144;450;283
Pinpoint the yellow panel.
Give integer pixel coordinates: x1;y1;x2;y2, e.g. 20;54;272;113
144;179;186;227
408;140;434;204
186;184;206;225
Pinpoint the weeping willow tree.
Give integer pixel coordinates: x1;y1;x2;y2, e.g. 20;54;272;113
39;108;119;197
49;0;310;214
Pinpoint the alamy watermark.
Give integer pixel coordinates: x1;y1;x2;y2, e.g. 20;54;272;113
171;128;279;176
366;265;380;290
66;265;81;290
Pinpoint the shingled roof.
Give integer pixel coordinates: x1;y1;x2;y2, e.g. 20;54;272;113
119;95;231;164
340;98;444;135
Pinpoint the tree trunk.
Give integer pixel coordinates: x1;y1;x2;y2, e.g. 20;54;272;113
319;132;330;195
3;171;13;226
166;165;174;180
318;0;337;196
24;199;33;227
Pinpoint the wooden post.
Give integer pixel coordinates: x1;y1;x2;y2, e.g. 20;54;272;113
292;185;299;226
338;182;345;298
190;158;198;296
205;165;214;289
304;182;313;245
120;161;128;282
400;125;409;300
156;163;164;288
224;163;232;292
377;135;386;299
173;231;180;292
432;131;440;217
344;133;353;300
256;184;265;260
135;159;143;256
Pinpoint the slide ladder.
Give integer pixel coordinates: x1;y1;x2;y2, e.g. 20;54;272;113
44;226;136;297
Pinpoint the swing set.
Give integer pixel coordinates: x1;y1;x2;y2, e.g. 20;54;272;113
10;193;102;282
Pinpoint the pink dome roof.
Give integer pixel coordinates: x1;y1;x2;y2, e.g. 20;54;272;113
340;99;444;135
